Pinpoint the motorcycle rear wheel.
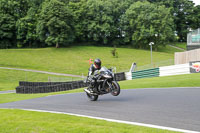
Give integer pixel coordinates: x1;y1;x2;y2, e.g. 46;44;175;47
111;81;120;96
86;92;98;101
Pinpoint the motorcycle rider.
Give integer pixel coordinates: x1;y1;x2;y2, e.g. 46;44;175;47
86;58;102;93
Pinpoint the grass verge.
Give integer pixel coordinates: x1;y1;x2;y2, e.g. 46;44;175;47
0;109;179;133
119;73;200;89
0;88;83;104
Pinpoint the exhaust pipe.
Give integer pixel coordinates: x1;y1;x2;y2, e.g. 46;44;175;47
84;89;98;95
84;88;91;94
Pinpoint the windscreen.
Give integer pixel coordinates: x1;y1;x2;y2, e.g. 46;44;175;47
93;66;108;75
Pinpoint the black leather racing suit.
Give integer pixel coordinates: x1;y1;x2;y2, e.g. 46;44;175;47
87;64;101;91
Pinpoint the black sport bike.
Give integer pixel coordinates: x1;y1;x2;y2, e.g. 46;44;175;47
84;67;120;101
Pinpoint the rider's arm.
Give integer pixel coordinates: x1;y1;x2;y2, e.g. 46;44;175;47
88;64;94;76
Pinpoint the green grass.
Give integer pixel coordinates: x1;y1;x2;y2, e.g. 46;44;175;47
0;69;83;91
0;109;179;133
0;88;83;104
119;73;200;89
158;45;183;53
0;46;177;75
171;42;187;50
0;46;179;91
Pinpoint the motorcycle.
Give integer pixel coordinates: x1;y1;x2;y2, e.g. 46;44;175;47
84;67;120;101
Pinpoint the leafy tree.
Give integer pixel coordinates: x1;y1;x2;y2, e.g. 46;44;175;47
0;0;198;49
37;0;75;47
84;0;115;44
189;5;200;30
0;0;19;20
0;0;19;48
17;0;30;18
68;0;88;42
121;1;174;50
147;0;196;42
0;13;15;48
147;0;173;8
0;0;31;48
28;0;45;7
81;0;137;45
173;0;195;42
16;8;40;48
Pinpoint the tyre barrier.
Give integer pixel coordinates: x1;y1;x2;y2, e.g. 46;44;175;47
16;80;88;94
16;72;125;94
114;72;126;81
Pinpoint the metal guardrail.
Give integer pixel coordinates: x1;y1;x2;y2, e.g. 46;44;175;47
132;68;159;79
159;63;190;77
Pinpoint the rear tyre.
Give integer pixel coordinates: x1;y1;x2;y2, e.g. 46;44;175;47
86;92;98;101
111;81;120;96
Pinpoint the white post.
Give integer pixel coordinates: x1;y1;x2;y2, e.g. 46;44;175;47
151;44;152;65
149;42;154;65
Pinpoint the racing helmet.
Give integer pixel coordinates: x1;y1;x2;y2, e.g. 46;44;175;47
94;58;101;69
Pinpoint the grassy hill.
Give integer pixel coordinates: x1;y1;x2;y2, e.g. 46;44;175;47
0;45;182;91
0;45;181;75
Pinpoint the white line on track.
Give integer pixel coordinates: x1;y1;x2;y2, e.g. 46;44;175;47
18;108;200;133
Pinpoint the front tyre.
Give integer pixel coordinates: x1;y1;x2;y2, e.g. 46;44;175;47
86;92;98;101
111;81;120;96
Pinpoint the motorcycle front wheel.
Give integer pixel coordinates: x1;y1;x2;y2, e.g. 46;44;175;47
110;81;120;96
86;92;98;101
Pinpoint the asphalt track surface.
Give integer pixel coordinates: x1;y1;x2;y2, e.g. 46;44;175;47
0;87;200;132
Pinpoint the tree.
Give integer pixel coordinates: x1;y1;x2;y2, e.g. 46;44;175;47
0;0;19;48
16;7;40;48
0;13;15;48
147;0;173;8
68;0;88;42
80;0;137;45
68;0;137;45
121;1;174;50
84;0;115;44
189;5;200;30
147;0;196;42
37;0;75;47
0;0;32;48
173;0;195;42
